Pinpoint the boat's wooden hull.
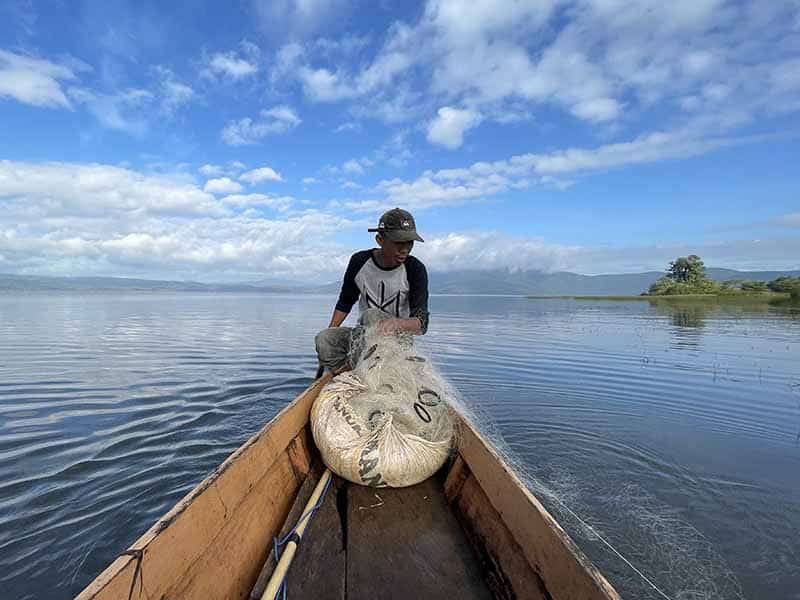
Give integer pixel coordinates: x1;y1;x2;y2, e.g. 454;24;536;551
76;376;620;600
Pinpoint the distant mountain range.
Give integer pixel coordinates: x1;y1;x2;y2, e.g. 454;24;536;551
0;274;300;293
3;268;798;296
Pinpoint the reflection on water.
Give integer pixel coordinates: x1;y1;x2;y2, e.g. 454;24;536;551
0;292;799;600
653;301;708;329
648;297;800;350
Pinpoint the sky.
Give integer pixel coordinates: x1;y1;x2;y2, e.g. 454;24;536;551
0;0;798;283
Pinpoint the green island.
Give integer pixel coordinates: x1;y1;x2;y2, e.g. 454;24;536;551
529;255;800;303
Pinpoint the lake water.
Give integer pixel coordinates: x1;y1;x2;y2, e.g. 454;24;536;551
1;293;798;599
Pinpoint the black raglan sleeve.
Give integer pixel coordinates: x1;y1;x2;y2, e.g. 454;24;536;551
335;251;371;313
406;257;430;334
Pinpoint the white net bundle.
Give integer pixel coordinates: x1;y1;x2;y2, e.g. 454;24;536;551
311;327;455;487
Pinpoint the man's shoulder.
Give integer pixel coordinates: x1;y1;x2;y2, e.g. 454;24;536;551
405;255;427;271
348;249;373;268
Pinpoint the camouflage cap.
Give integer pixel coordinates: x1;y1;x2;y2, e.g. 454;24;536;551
367;207;424;242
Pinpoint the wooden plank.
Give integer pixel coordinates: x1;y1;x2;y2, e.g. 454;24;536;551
284;473;345;600
166;453;299;600
455;416;621;600
347;478;491;600
251;462;345;600
448;470;550;600
250;461;323;599
76;375;330;600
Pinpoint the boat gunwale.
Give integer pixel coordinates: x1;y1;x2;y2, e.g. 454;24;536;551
75;374;331;600
454;414;621;599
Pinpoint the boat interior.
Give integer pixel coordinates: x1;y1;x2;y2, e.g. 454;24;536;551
248;440;494;600
76;377;619;600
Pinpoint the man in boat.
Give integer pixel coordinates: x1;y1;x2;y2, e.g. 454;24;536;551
315;207;429;374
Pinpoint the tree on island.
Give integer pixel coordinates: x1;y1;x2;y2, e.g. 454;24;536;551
647;255;719;295
667;254;706;283
646;258;800;297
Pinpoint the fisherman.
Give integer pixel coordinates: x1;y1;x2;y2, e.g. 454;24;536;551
315;208;429;374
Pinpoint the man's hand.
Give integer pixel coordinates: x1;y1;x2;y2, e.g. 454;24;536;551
377;318;400;336
376;317;421;336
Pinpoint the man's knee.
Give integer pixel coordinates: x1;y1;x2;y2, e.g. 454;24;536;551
315;328;337;354
315;327;350;369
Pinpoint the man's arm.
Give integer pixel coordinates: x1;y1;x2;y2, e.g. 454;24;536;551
329;252;367;327
328;309;349;328
407;257;429;334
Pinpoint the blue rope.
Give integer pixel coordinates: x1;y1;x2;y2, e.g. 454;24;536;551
271;473;333;600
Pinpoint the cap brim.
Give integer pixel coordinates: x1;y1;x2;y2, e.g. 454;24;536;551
383;230;424;242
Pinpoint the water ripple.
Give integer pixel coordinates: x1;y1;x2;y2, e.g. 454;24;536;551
1;293;799;599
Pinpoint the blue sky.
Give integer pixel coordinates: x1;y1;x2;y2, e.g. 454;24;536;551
0;0;798;282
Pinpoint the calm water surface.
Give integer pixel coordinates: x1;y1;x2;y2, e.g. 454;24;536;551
1;293;798;599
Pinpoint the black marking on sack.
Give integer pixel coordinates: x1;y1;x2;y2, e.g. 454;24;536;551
417;388;441;407
361;472;386;487
358;433;386;487
368;410;385;423
414;402;432;423
406;356;426;362
362;344;378;361
333;397;362;434
378;383;394;394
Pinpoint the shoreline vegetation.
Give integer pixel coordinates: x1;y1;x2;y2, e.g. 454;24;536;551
527;293;793;301
530;256;800;303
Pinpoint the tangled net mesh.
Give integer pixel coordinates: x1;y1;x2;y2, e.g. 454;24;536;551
314;318;745;599
448;394;746;600
311;323;456;487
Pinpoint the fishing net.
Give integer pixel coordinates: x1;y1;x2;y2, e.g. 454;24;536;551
311;323;455;487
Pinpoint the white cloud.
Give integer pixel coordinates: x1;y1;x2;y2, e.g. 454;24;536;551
153;66;196;114
334;121;360;133
67;86;153;135
0;159;356;280
415;231;800;275
264;104;301;126
0;160;222;217
377;172;508;211
1;161;795;280
207;52;257;79
302;177;319;184
298;65;356;101
269;0;800;149
63;66;193;133
199;164;224;177
221;105;301;145
251;0;352;39
416;231;580;273
204;177;244;194
427;106;482;149
570;97;622;122
338;157;375;177
0;50;80;108
239;166;284;184
220;193;292;212
342;159;364;175
200;40;260;80
370;126;756;210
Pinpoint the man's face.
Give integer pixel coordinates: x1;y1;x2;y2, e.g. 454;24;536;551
377;235;414;267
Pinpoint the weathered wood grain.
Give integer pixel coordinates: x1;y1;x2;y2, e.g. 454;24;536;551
347;478;491;600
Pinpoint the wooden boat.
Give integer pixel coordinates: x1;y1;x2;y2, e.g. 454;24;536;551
76;375;621;600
